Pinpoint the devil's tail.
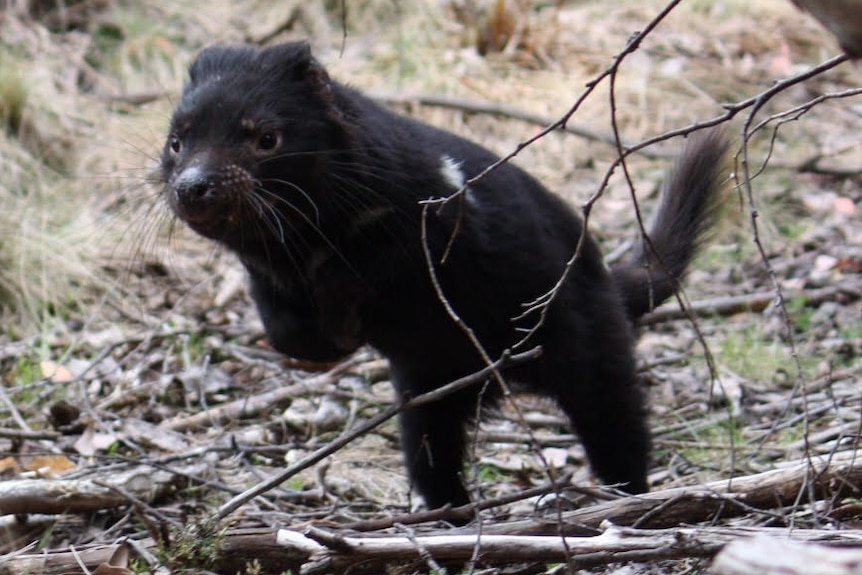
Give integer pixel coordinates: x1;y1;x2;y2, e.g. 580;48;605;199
611;130;730;320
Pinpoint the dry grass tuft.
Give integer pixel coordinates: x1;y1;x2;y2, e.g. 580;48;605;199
0;21;106;330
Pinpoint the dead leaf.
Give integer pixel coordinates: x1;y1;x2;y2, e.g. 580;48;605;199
834;197;856;215
93;565;133;575
0;456;20;474
40;360;74;383
121;418;192;453
92;540;132;575
836;258;862;273
540;447;570;469
23;454;77;476
74;424;118;456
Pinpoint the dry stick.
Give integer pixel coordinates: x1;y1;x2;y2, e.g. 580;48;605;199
409;3;691;566
610;53;848;166
480;449;862;537
393;522;447;575
466;386;488;574
512;0;684;349
734;63;854;527
341;471;575;532
641;283;861;325
483;3;691;566
92;479;176;546
160;356;360;432
369;91;673;159
300;523;728;570
0;385;34;435
68;546;93;575
7;525;862;575
747;86;862;174
419;202;561;528
600;5;732;453
570;53;851;249
599;52;850;508
747;365;862;417
0;427;60;440
214;347;542;521
299;524;862;574
0;463;209;516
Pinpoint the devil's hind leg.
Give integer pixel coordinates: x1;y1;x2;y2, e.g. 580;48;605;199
537;305;650;494
390;363;489;511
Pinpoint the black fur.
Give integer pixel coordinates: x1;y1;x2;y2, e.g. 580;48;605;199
160;41;728;511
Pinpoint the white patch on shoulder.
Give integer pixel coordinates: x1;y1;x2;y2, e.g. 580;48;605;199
439;155;479;206
439;155;466;190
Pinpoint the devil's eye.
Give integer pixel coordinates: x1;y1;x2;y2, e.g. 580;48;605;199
169;135;182;154
257;131;280;152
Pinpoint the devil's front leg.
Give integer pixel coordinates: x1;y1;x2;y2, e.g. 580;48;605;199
248;270;361;363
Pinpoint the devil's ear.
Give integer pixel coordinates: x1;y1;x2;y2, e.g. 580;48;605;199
274;41;315;80
188;44;257;84
261;41;333;95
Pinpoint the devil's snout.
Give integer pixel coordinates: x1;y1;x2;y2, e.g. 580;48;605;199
173;165;221;206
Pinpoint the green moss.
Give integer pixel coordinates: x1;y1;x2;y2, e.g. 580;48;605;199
9;353;44;387
720;326;790;383
476;463;506;483
287;477;310;491
787;296;817;333
157;519;225;572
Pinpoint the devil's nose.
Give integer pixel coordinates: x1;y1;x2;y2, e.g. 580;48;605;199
174;165;218;203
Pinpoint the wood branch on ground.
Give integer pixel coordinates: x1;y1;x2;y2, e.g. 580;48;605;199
159;359;357;432
3;450;862;574
482;449;862;535
0;463;209;516
5;522;862;575
641;282;861;325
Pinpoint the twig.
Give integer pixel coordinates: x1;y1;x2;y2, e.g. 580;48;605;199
160;356;358;432
420;201;562;523
481;449;862;536
0;428;60;440
369;90;673;159
92;479;181;527
298;523;862;573
641;283;861;325
68;546;93;575
393;522;447;575
7;524;862;575
214;347;542;521
341;471;575;532
734;57;854;527
511;0;685;348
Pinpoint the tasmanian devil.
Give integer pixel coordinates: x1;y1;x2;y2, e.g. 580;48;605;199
160;41;728;512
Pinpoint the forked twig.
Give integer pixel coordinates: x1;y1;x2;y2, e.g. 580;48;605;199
214;346;541;520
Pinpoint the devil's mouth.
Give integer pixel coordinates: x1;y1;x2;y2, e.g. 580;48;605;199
168;187;239;239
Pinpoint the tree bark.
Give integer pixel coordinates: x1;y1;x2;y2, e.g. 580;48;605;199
482;449;862;535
